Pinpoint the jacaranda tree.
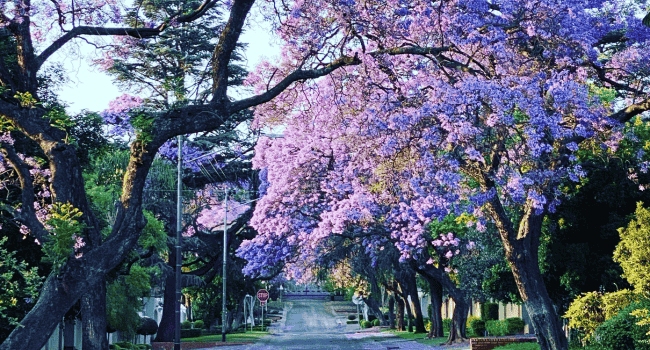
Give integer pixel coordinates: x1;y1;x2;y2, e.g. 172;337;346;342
237;2;650;350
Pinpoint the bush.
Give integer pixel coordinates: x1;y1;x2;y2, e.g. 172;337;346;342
505;317;525;334
348;315;357;320
180;320;192;330
193;320;204;329
467;315;486;337
491;344;540;350
442;318;452;333
486;320;509;336
481;303;499;321
593;300;650;350
180;328;202;338
372;319;381;326
360;320;372;328
109;342;151;350
346;320;358;324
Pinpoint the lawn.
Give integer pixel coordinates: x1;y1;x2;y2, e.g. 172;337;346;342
381;329;447;346
181;331;268;343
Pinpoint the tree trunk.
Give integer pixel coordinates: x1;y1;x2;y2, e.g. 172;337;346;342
404;272;427;333
427;278;444;338
362;296;386;325
395;294;405;331
445;297;469;344
486;197;569;350
154;258;176;342
403;293;414;333
230;298;245;331
388;295;396;329
81;281;108;350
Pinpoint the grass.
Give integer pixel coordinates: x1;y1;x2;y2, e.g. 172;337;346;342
382;329;447;345
492;344;540;350
181;331;268;343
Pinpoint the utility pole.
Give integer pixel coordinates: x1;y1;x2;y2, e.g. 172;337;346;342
174;135;183;350
222;188;228;342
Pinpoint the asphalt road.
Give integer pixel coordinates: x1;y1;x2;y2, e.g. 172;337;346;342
222;299;466;350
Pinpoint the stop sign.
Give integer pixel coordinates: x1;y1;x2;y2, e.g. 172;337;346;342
257;289;269;303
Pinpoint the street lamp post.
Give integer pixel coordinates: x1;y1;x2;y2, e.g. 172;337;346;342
222;188;228;342
174;135;183;350
279;285;283;303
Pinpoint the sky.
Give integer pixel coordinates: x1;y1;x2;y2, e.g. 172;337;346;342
56;10;280;115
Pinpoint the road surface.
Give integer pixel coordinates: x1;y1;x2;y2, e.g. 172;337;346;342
220;299;469;350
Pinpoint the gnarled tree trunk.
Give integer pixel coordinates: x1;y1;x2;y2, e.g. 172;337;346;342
81;281;108;350
388;295;396;329
427;278;444;338
485;196;568;350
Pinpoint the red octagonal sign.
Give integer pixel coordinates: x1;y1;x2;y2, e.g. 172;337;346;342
257;289;269;303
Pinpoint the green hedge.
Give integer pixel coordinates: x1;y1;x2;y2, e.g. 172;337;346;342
443;318;452;333
505;317;525;335
347;315;357;320
594;300;650;350
486;320;509;336
481;303;499;321
180;328;202;338
193;320;204;329
360;320;372;328
467;316;486;337
372;319;381;326
180;320;192;330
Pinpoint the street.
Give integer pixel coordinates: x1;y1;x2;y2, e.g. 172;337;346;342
221;299;469;350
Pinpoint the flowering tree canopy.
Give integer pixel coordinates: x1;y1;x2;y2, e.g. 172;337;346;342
238;1;650;350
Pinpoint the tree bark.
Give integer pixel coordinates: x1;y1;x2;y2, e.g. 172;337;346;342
403;271;427;333
395;293;405;331
154;257;176;342
485;194;568;350
81;281;108;350
446;297;469;344
388;295;396;329
427;278;444;338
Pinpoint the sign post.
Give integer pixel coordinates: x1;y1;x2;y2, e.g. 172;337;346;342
257;289;269;331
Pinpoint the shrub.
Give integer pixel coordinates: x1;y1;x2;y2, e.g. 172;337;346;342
180;320;192;330
442;318;452;333
491;344;540;350
505;317;525;334
193;320;204;329
486;320;509;336
346;320;358;324
180;328;202;338
467;315;486;337
361;320;372;328
593;300;650;350
481;303;499;321
348;315;357;320
372;319;381;326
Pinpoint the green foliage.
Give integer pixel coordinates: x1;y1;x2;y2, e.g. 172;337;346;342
181;328;202;338
492;344;540;350
193;320;204;329
593;300;650;350
46;106;75;132
130;113;154;145
505;317;525;334
0;237;43;327
614;202;650;295
564;290;638;342
181;320;193;329
43;202;85;271
13;91;38;108
467;315;486;337
0;114;15;132
372;318;381;326
360;320;372;328
139;210;167;253
481;303;499;321
442;318;452;333
486;320;509;336
109;342;152;350
107;264;155;338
